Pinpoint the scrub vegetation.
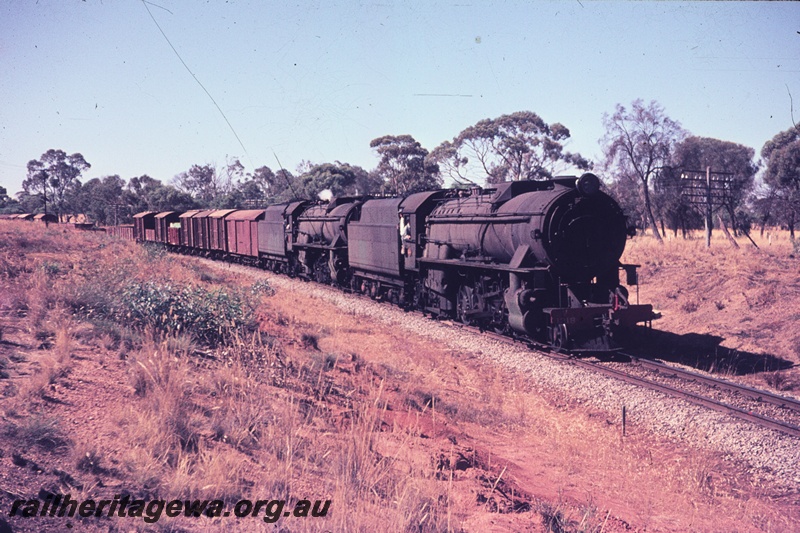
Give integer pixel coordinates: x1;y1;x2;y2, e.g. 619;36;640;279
1;220;798;532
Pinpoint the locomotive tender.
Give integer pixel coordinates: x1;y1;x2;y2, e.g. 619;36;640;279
130;174;655;352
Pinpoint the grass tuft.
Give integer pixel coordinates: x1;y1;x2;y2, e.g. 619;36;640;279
5;415;69;451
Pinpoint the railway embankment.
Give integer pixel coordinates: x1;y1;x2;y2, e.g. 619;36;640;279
1;221;799;532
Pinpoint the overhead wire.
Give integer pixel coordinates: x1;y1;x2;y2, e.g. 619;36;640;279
140;0;253;168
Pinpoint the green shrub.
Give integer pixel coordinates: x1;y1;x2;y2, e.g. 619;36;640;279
121;281;255;346
40;261;62;277
142;242;167;260
250;279;275;297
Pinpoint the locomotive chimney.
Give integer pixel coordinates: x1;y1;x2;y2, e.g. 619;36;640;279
577;173;600;196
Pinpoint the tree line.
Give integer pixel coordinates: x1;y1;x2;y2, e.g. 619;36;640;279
600;99;796;241
2;104;799;239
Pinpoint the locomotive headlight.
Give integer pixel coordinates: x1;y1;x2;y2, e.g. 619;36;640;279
577;173;601;196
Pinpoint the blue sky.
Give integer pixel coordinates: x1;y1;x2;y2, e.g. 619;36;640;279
1;0;798;195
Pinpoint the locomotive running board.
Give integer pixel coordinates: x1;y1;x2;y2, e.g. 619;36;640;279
418;257;549;274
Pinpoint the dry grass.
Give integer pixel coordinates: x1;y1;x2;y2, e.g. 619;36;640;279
623;229;800;389
1;220;799;532
252;263;800;532
3;414;69;452
0;221;467;531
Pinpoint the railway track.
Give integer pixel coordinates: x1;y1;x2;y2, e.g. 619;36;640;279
473;327;800;439
319;274;800;440
613;354;800;437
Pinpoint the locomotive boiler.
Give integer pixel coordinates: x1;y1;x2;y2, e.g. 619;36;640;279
294;197;364;285
419;174;653;350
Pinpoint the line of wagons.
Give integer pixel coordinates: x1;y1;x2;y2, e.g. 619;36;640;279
110;197;451;325
111;195;440;290
0;213;59;223
112;208;267;260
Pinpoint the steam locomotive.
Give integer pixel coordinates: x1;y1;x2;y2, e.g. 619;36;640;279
129;173;655;352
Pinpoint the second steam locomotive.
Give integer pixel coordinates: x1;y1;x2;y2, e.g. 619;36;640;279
130;174;656;351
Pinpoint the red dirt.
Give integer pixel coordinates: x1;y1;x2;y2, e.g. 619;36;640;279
1;224;799;532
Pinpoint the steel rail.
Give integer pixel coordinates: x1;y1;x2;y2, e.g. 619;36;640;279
466;326;800;439
570;357;800;439
623;353;800;413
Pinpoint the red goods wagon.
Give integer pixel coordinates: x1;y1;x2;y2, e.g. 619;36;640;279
121;224;135;240
179;210;201;247
225;210;265;257
107;224;134;240
133;211;157;242
189;209;216;251
208;209;237;252
33;213;58;224
167;224;181;245
154;212;181;244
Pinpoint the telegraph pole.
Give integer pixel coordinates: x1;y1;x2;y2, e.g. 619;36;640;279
42;177;49;228
705;166;712;248
674;167;733;248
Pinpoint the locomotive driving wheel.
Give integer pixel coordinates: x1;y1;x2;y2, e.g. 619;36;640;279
456;284;479;326
550;323;570;351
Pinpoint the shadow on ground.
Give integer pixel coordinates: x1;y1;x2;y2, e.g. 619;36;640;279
612;328;795;375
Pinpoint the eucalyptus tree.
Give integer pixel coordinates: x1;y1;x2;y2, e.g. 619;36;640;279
669;136;758;235
601;100;686;243
370;135;441;194
174;164;220;206
430;111;590;186
23;149;91;220
761;127;800;238
297;162;374;199
78;175;126;224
